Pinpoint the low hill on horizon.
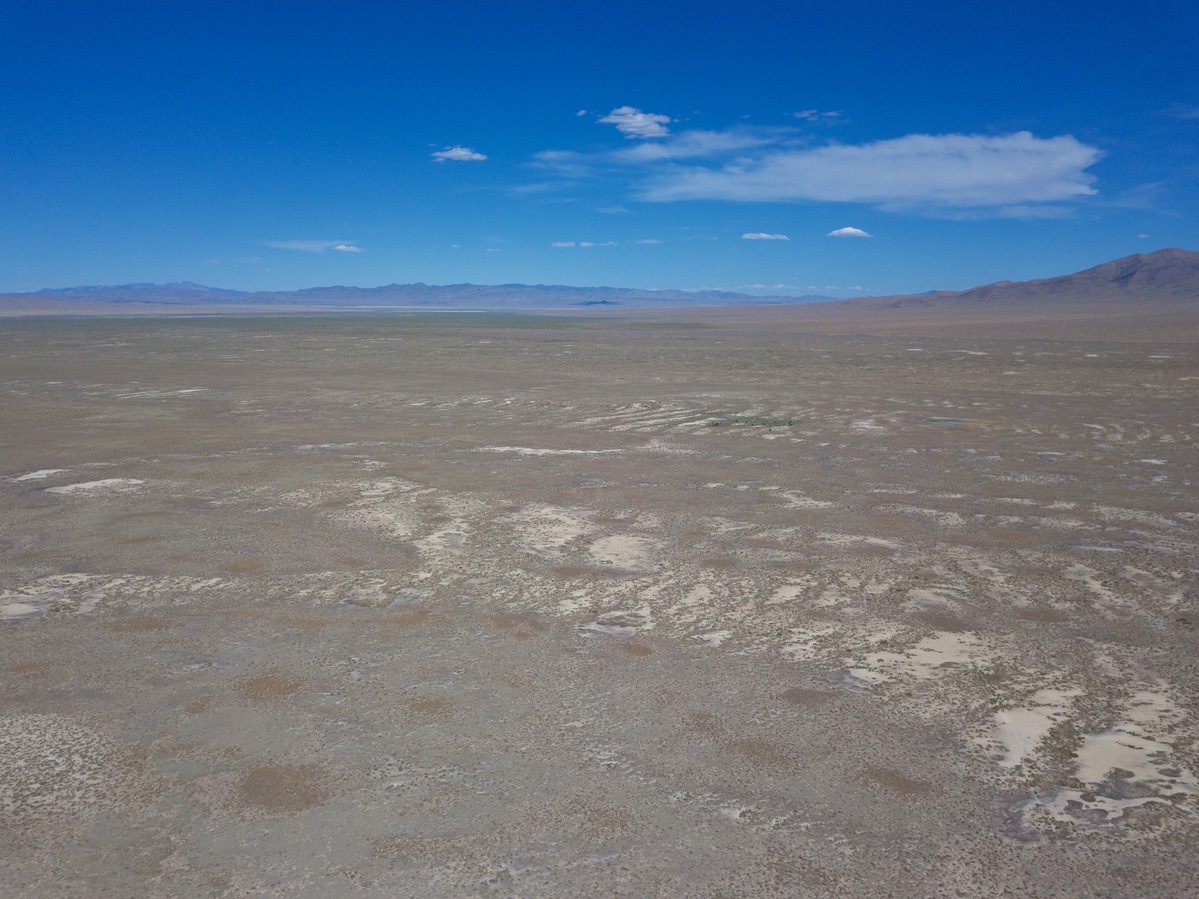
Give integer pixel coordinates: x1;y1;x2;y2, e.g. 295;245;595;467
673;248;1199;342
873;247;1199;309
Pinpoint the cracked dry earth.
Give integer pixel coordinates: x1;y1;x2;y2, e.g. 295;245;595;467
1;313;1197;897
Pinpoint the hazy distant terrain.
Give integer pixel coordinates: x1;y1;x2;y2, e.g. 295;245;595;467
1;250;1195;339
0;280;832;312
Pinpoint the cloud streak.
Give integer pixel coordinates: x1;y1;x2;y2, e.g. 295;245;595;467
827;227;871;238
432;146;487;162
266;240;360;253
533;124;1101;215
741;232;790;240
599;106;672;139
791;109;842;122
640;132;1100;210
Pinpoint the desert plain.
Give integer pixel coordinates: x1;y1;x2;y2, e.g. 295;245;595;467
2;308;1197;896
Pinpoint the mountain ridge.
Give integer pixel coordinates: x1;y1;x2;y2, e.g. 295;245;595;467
9;281;831;309
2;248;1196;314
877;247;1199;309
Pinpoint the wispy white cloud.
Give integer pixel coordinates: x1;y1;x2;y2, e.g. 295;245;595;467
432;146;488;163
266;240;356;253
333;244;365;253
532;129;777;174
576;109;588;117
741;232;790;240
791;109;843;122
551;241;576;247
1106;182;1163;210
1163;103;1199;120
826;227;871;238
599;106;672;139
613;128;780;163
552;240;617;248
636;238;662;244
641;132;1100;210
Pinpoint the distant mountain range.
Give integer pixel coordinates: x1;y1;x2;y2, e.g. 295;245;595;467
1;248;1196;314
12;281;831;309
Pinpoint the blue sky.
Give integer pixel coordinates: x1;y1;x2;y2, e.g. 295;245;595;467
2;1;1197;296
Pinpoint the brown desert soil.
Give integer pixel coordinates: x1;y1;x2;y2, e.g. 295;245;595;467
1;310;1197;896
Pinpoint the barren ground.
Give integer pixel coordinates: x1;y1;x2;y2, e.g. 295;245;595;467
2;312;1197;897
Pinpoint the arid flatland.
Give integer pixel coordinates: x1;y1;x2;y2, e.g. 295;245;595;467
2;312;1198;896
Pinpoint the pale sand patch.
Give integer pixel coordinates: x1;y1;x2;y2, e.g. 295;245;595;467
338;478;434;538
477;446;621;456
875;504;966;528
45;478;144;494
1021;685;1199;827
352;477;433;500
1063;562;1132;613
816;532;901;550
3;573;227;619
587;535;660;570
504;505;595;556
851;630;992;685
414;522;468;555
665;583;722;627
12;469;68;481
905;586;965;611
781;624;839;661
1121;566;1185;606
851;419;887;431
778;491;833;509
0;602;44;622
701;516;756;534
766;583;810;606
1075;688;1198;788
982;687;1083;768
342;578;401;607
0;573;102;618
1094;505;1180;530
339;504;420;539
638;438;699;456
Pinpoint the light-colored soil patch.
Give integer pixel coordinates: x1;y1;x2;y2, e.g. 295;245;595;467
587;534;660;570
45;478;144;494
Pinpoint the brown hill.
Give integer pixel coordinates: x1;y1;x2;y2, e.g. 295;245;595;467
647;248;1199;342
891;247;1199;308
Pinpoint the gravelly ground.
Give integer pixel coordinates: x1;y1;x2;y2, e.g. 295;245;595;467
1;313;1197;897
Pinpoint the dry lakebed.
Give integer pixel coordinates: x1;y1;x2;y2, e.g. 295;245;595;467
2;310;1197;896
